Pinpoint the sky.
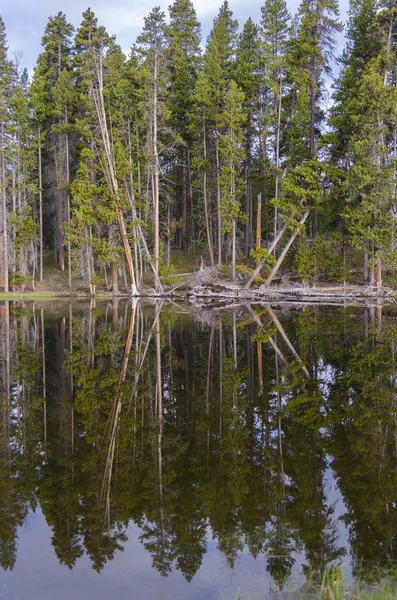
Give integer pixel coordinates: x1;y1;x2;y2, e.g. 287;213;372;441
2;0;349;73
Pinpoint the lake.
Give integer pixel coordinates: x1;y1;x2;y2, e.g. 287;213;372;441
0;299;395;599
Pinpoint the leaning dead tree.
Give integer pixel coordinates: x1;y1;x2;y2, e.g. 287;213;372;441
91;44;139;296
244;210;309;289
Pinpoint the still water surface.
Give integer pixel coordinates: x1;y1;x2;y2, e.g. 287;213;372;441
0;300;395;599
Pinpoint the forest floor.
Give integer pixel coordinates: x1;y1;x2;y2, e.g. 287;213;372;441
1;250;397;303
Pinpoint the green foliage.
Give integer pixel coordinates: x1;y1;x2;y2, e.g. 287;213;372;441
250;246;276;269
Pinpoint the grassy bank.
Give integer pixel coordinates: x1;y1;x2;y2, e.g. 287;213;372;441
227;569;397;600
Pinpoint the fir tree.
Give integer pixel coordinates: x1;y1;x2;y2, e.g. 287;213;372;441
136;7;169;290
235;18;261;254
0;16;12;293
167;0;201;251
219;80;246;280
260;0;290;244
30;12;74;273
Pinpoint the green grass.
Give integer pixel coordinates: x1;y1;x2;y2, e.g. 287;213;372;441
0;291;57;300
225;569;397;600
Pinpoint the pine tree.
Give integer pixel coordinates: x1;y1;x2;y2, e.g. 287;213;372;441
235;18;261;254
260;0;290;244
8;58;38;290
345;61;397;289
194;1;239;267
136;7;169;290
288;0;342;160
0;15;11;292
258;0;343;285
167;0;201;251
30;12;74;273
71;8;102;294
219;80;246;280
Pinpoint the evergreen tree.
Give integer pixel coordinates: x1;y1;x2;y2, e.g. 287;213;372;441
8;58;38;290
345;58;397;289
194;1;239;266
219;80;246;280
30;12;74;273
235;18;261;254
167;0;201;251
0;16;12;292
260;0;290;243
135;7;169;289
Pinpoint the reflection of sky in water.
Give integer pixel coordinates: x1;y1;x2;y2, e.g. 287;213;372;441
0;510;275;600
0;303;393;599
0;488;351;600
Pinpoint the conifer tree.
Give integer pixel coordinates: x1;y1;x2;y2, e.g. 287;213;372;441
261;0;342;283
30;12;74;273
219;80;246;279
0;15;11;292
260;0;290;244
194;1;239;266
136;7;169;289
167;0;201;251
71;8;102;294
9;58;38;290
235;18;261;254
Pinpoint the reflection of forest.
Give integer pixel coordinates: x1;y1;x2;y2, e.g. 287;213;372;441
0;300;396;588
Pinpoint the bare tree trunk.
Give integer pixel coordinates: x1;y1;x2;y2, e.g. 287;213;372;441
111;266;118;295
274;79;282;252
0;121;9;293
203;117;214;266
232;220;236;281
370;245;375;286
216;138;222;267
187;148;194;254
181;157;187;250
244;220;289;289
65;112;72;290
363;251;369;283
38;124;43;284
376;250;382;290
256;193;262;251
153;50;161;291
263;210;310;288
92;51;138;296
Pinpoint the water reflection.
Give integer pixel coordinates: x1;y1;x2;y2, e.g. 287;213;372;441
0;300;396;591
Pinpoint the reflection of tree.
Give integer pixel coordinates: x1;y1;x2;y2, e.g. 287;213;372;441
0;302;41;570
2;301;397;590
324;317;397;579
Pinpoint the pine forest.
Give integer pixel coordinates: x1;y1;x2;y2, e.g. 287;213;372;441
0;0;396;296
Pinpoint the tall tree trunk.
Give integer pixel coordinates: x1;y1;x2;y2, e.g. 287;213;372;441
153;50;161;290
256;193;262;251
216;138;222;267
111;266;118;295
38;124;43;284
274;79;282;251
65;112;72;290
232;220;236;281
363;251;369;283
203;117;214;266
0;121;8;293
376;250;382;290
244;122;252;255
181;158;187;250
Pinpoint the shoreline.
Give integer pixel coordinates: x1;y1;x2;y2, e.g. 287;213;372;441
0;284;396;305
